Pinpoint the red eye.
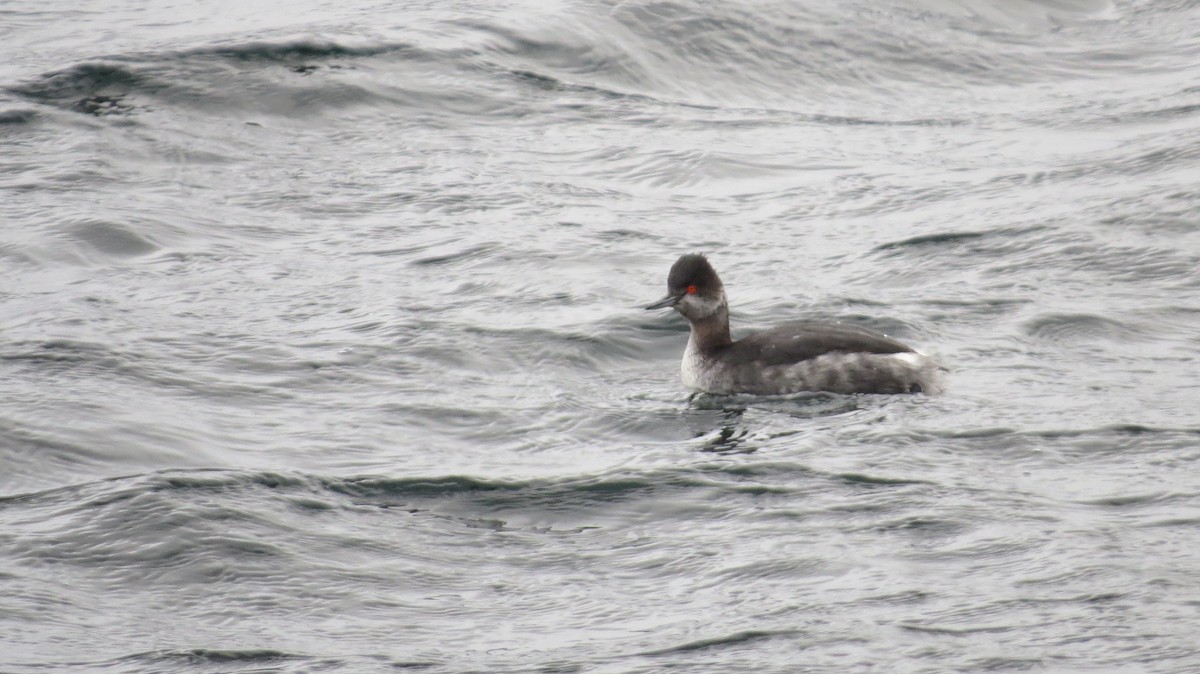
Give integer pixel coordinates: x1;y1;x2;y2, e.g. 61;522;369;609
686;285;698;294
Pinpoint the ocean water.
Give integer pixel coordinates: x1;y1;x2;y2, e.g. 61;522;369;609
2;0;1200;671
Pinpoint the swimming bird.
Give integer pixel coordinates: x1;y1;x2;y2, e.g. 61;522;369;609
646;254;942;395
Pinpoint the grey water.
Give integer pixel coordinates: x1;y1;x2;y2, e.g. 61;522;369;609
2;0;1199;671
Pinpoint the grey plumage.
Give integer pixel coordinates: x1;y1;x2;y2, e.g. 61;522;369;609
648;254;943;395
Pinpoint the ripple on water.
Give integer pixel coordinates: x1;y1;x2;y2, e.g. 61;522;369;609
60;217;161;259
1022;312;1145;344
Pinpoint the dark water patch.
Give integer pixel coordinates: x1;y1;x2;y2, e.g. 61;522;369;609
185;38;408;64
4;62;151;115
409;242;499;267
60;218;160;258
0;464;828;528
884;424;1200;450
803;111;967;127
50;648;438;674
861;589;934;606
966;655;1047;671
0;470;315;515
2;37;430;118
633;629;799;657
872;227;1052;269
866;513;974;541
874;230;989;251
593;227;659;241
836;472;933;487
688;390;863;417
0;108;37;124
332;468;739;513
1093;101;1200;125
1142;515;1200;527
331;473;528;499
921;297;1027;311
0;338;120;366
1073;491;1171;508
152;470;314;494
349;241;439;258
719;459;936;496
150;647;304;666
509;68;564;91
898;620;1021;635
1030;424;1200;439
499;64;654;107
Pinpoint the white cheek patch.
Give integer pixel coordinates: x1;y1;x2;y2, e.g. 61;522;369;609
677;293;724;319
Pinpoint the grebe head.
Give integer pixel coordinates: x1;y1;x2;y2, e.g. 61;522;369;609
645;253;726;321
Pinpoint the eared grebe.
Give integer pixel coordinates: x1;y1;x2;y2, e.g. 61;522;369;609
646;254;942;395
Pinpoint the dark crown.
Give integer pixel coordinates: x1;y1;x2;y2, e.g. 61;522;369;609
667;253;723;293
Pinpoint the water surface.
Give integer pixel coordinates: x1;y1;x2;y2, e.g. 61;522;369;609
2;0;1199;671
